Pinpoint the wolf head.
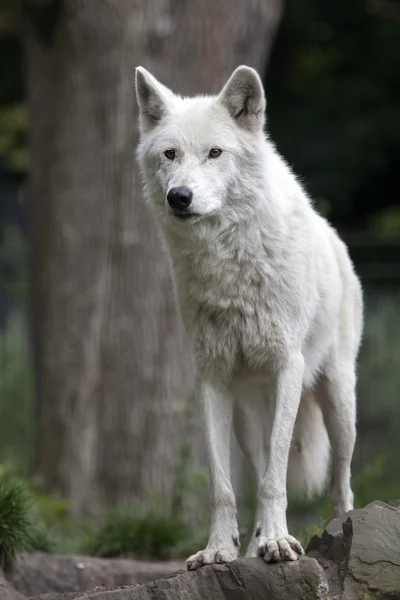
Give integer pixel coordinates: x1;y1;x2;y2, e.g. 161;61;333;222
135;66;267;229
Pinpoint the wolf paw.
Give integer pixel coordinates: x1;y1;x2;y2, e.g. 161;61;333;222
257;535;304;562
187;546;239;571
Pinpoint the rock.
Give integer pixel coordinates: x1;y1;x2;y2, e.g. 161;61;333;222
8;553;183;597
0;569;25;600
37;557;330;600
30;595;81;600
2;501;400;599
307;499;400;599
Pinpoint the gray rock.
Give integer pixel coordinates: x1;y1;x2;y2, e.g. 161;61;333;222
307;499;400;599
0;569;25;600
8;553;184;597
2;500;400;599
54;557;330;600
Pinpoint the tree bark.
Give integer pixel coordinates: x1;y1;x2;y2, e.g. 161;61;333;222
24;0;283;517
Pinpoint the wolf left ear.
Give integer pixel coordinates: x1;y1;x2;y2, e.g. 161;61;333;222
135;67;172;133
218;66;266;132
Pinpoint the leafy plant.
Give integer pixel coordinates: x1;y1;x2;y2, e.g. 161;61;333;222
0;473;35;570
297;521;327;551
28;487;72;553
85;505;189;560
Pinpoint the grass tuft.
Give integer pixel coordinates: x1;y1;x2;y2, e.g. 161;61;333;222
0;473;35;570
84;505;189;560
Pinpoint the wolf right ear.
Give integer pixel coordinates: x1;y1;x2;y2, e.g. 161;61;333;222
218;66;266;133
135;67;172;133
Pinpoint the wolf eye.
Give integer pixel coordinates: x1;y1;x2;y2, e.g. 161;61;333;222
209;148;222;159
164;149;176;160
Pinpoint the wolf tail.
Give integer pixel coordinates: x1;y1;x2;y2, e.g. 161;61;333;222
287;391;330;497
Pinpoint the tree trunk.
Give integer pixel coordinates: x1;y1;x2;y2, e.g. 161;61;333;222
24;0;283;517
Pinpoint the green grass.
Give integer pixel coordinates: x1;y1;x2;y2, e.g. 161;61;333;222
0;473;36;570
83;505;190;560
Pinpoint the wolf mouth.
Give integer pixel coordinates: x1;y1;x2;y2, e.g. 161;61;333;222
171;211;201;220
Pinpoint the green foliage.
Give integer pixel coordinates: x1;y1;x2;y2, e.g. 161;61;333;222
29;488;72;553
352;454;388;508
0;223;28;301
169;530;208;560
297;453;400;550
83;446;210;560
354;290;400;504
172;443;208;519
0;104;27;171
33;488;70;529
85;505;189;560
297;521;327;551
0;226;32;473
268;0;400;230
0;473;35;570
0;310;34;475
0;475;75;558
0;0;19;36
372;206;400;236
0;0;25;172
28;522;54;554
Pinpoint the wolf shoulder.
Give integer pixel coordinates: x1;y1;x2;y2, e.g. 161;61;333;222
271;143;361;291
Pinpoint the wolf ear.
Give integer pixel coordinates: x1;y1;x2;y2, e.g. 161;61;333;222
135;67;172;132
218;66;266;132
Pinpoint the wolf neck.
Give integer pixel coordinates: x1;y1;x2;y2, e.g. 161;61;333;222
164;197;285;301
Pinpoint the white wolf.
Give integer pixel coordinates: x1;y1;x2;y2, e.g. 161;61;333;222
135;65;363;570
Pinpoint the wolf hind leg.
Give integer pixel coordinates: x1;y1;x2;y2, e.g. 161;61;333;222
317;362;357;517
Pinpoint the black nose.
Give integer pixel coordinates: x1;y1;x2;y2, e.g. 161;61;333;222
167;186;193;210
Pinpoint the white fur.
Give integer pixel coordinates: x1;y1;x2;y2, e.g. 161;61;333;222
135;66;363;569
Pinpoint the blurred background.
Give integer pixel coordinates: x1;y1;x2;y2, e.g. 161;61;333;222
0;0;399;560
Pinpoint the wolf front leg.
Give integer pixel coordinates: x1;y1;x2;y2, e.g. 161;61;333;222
186;378;239;571
257;353;305;562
